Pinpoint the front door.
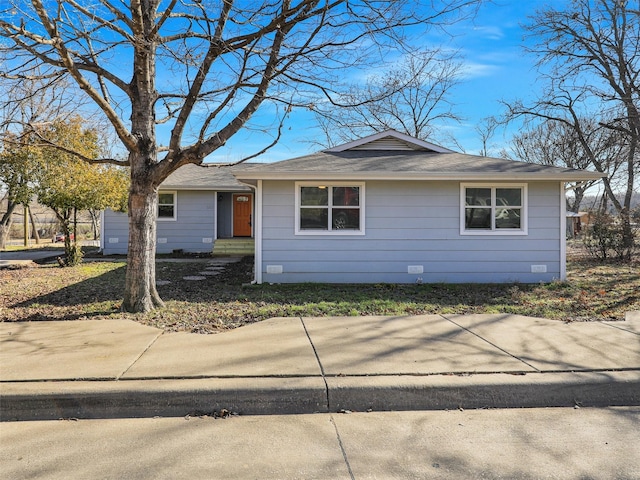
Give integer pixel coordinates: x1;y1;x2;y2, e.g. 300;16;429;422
233;193;252;237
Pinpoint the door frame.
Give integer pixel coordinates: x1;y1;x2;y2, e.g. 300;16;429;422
232;192;253;237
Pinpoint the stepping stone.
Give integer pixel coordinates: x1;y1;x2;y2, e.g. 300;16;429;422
183;276;206;281
199;271;220;276
156;280;171;286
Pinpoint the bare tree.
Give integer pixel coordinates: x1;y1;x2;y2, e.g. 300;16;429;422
0;1;481;312
502;118;626;212
502;0;639;260
475;116;499;157
315;48;464;147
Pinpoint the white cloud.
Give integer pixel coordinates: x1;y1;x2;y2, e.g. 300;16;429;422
471;25;506;41
458;61;500;79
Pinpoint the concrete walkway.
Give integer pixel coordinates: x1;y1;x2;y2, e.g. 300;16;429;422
1;313;638;421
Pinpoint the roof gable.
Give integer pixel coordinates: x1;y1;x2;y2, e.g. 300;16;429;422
325;129;454;153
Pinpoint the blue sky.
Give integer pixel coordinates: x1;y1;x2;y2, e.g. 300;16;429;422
203;1;566;164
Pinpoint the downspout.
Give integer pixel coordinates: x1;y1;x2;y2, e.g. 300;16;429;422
238;179;262;285
560;182;567;281
99;209;105;253
213;191;218;248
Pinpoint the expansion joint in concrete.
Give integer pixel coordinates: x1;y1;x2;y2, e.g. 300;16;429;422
441;314;541;372
117;330;164;380
299;317;330;412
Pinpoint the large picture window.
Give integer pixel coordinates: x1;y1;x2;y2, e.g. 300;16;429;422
296;183;364;235
158;191;176;220
461;184;527;235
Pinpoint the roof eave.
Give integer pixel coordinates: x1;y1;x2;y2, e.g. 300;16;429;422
159;184;252;191
234;172;605;182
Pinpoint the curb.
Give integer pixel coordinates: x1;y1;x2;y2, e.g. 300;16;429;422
328;371;640;412
2;371;639;421
0;377;328;421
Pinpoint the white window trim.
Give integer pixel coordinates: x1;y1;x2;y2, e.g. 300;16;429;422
460;183;528;236
157;190;177;221
295;182;366;236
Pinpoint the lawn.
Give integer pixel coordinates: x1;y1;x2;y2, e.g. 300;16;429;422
1;250;638;334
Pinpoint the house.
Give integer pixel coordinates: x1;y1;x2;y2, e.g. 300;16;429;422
101;164;256;255
102;130;604;284
232;130;603;284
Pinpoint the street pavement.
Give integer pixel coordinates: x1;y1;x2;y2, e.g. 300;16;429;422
0;248;59;267
0;241;102;267
1;407;639;479
1;313;638;421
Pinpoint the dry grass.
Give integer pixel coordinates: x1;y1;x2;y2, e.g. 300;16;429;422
1;249;638;334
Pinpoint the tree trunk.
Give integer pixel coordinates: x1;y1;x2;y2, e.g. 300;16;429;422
121;1;164;312
122;182;164;313
28;206;41;244
56;208;73;264
571;187;585;214
89;210;99;240
0;201;17;249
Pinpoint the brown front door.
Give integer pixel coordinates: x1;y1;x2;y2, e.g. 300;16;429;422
233;194;252;237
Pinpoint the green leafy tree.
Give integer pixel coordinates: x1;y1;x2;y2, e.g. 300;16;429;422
1;71;95;249
0;134;40;249
35;117;128;265
87;165;129;241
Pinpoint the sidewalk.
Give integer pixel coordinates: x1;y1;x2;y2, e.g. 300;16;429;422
1;313;639;421
0;249;59;268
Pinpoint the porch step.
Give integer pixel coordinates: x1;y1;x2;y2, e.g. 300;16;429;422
213;238;255;256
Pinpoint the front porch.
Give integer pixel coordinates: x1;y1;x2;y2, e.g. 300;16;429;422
212;238;255;256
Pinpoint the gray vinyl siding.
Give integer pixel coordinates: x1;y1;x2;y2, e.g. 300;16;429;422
102;208;129;255
260;180;562;284
102;191;216;254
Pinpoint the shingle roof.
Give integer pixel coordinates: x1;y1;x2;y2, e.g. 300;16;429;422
160;163;253;191
233;150;605;182
162;131;605;188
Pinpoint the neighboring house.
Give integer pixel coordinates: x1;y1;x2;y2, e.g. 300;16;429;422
233;130;604;284
101;164;255;255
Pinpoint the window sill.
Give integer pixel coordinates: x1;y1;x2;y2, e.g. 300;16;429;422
295;230;365;236
460;229;528;236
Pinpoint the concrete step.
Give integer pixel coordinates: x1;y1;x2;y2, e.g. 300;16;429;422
213;239;255;255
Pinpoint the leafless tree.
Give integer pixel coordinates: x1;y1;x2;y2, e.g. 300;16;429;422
475;116;499;157
502;117;626;213
0;1;481;312
314;48;464;147
501;0;639;260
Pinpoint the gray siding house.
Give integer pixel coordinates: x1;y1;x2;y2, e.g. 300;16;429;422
233;130;603;284
101;164;255;255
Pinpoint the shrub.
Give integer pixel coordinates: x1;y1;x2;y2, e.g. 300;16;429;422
583;212;635;261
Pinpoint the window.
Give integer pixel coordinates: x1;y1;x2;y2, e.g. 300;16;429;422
296;183;365;235
461;184;527;235
158;191;176;220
